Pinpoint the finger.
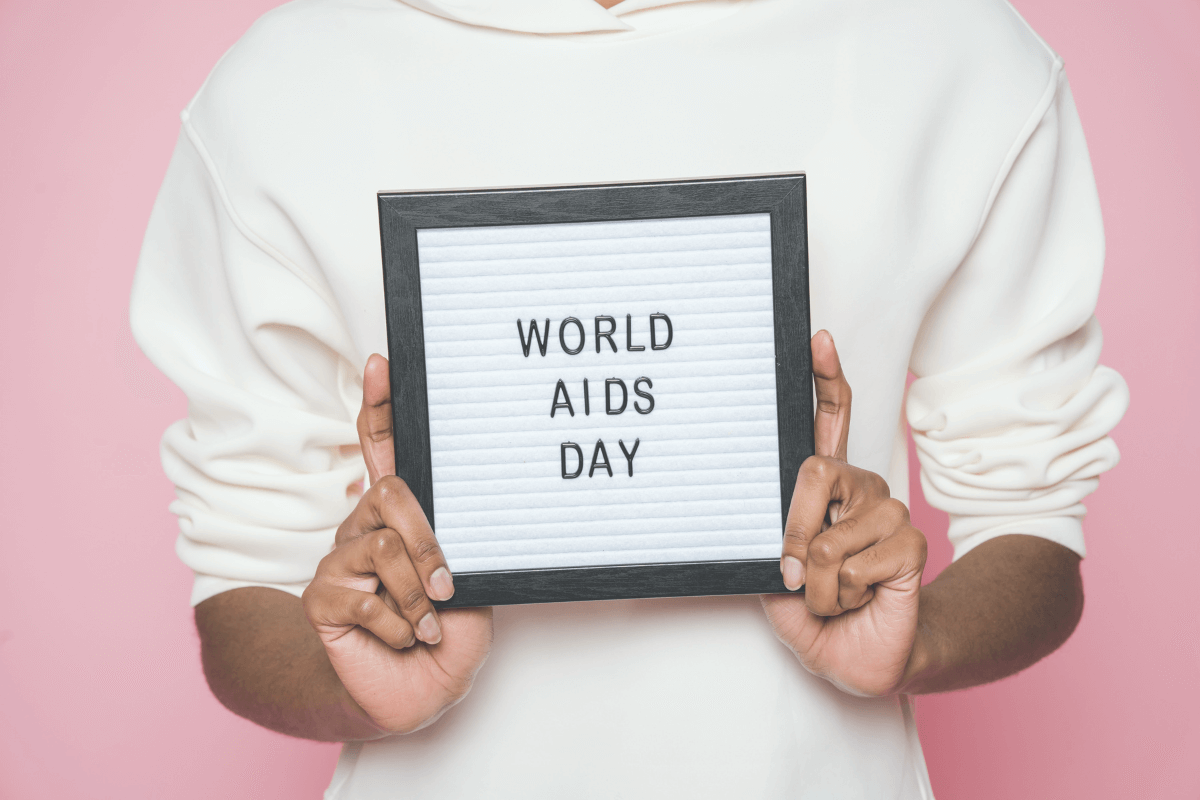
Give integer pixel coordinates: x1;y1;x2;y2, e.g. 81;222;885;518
781;457;889;592
781;457;834;591
837;524;927;611
306;584;416;650
781;456;840;591
332;526;443;644
337;476;455;601
787;455;854;587
378;585;402;616
806;498;909;616
812;330;851;461
357;353;396;485
362;529;444;645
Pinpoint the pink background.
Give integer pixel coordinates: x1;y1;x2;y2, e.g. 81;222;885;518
1;0;1196;796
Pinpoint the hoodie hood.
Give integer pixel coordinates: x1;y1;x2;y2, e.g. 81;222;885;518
397;0;708;34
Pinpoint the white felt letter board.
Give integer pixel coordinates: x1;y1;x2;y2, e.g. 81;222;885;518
378;176;812;606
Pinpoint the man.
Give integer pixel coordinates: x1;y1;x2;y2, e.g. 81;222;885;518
131;0;1129;796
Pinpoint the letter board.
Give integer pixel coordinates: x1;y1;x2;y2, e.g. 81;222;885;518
378;175;812;606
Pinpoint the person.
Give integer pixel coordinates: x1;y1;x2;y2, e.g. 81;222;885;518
130;0;1130;796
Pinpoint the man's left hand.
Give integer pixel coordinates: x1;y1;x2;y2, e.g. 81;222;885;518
761;331;927;697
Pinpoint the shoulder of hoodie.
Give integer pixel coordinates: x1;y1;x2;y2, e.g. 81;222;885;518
803;0;1066;168
831;0;1062;104
181;0;441;176
190;0;1063;110
182;0;1064;175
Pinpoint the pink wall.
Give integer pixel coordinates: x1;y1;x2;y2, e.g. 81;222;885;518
0;1;1194;797
910;2;1200;796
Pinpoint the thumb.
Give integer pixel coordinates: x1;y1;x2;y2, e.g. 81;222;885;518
357;353;396;484
812;330;851;461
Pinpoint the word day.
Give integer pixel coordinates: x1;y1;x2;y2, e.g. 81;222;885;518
516;313;673;480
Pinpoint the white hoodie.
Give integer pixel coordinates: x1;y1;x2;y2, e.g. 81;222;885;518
130;0;1129;796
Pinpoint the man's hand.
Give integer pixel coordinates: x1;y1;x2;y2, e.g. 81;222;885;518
195;355;491;742
760;331;927;696
761;331;1085;698
194;339;1084;740
301;354;493;734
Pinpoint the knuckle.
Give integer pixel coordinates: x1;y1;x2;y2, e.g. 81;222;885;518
367;422;393;444
839;563;863;587
354;595;382;621
809;457;833;481
816;385;851;413
374;475;408;501
782;522;810;550
398;587;428;613
407;536;442;566
372;529;400;556
312;551;343;581
309;554;335;581
808;537;841;567
312;551;335;575
881;498;909;528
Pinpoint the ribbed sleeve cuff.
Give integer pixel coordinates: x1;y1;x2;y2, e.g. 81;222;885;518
190;573;312;607
948;514;1087;562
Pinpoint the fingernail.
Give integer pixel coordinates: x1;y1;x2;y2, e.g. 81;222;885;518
430;567;455;601
417;612;441;645
781;556;804;592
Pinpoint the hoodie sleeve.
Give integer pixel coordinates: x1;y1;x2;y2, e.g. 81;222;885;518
130;121;366;606
907;65;1129;560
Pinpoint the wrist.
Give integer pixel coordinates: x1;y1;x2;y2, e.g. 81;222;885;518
895;631;937;695
893;587;947;695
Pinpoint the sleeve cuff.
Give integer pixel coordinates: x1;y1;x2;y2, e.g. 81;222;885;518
948;513;1087;562
190;573;312;607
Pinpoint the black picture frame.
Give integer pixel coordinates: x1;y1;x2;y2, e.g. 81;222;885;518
378;174;813;607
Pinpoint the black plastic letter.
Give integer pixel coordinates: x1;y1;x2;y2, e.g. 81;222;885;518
626;313;646;352
605;378;628;415
559;317;585;355
517;319;550;357
595;316;617;353
618;438;640;477
551;379;575;418
583;378;591;416
589;439;613;478
633;377;655;415
561;442;584;479
650;313;673;350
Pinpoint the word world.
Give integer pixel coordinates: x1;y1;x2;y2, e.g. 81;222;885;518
517;313;673;357
516;314;673;480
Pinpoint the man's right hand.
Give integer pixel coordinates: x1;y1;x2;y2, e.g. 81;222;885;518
301;354;493;735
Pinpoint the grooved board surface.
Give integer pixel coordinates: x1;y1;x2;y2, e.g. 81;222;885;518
417;213;783;573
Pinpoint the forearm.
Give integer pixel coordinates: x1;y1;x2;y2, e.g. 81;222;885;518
195;587;387;742
898;533;1084;694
